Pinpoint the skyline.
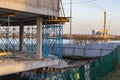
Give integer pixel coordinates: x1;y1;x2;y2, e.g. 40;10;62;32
62;0;120;35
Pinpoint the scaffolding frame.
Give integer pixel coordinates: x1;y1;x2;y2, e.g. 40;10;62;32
0;23;63;59
0;26;19;51
42;24;63;58
23;26;37;52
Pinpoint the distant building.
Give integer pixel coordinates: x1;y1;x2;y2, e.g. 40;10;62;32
92;29;109;38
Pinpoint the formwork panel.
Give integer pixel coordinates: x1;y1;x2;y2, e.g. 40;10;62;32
0;0;59;16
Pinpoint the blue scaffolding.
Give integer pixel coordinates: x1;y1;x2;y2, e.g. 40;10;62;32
0;16;20;51
5;16;10;51
22;24;63;59
42;24;63;58
23;26;37;52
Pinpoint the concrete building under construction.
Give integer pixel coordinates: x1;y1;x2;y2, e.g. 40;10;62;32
1;0;120;80
0;0;69;79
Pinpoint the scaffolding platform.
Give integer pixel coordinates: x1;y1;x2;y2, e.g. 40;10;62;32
45;17;69;24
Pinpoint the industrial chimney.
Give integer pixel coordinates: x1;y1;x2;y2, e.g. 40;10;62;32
104;11;106;38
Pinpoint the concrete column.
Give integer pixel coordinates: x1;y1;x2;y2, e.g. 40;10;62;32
19;23;24;51
36;17;43;59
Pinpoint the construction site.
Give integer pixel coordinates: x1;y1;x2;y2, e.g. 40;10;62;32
0;0;68;79
0;0;120;80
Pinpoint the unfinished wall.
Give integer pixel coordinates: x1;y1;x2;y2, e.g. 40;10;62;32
0;0;59;16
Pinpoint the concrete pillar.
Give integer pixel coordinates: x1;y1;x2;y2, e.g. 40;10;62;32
36;17;43;59
19;23;24;51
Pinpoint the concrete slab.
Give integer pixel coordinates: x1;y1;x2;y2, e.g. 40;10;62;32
0;58;59;76
0;51;60;76
0;0;59;16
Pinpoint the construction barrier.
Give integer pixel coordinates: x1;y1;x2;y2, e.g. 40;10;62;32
48;46;120;80
48;65;85;80
90;47;119;80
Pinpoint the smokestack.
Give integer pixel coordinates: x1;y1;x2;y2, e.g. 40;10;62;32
104;11;106;37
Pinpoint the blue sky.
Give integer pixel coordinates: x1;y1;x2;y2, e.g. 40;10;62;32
62;0;120;35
